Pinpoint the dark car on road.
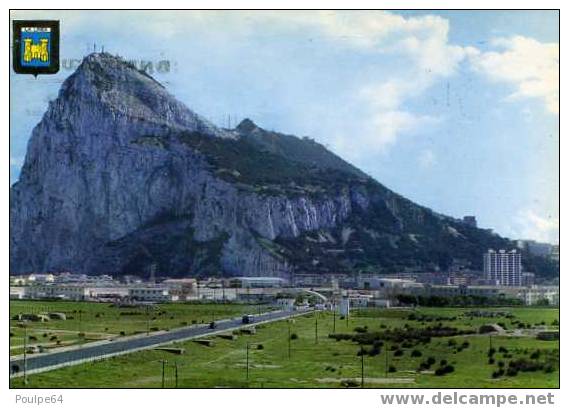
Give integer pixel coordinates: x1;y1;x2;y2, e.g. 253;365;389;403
242;315;255;324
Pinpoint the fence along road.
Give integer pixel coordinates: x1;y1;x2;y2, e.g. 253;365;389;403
10;308;310;378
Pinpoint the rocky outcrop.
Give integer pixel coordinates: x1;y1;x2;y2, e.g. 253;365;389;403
10;53;513;278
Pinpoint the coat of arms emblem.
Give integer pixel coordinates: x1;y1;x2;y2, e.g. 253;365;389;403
13;20;59;75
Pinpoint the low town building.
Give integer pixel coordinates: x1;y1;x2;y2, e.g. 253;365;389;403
128;287;176;302
229;277;286;288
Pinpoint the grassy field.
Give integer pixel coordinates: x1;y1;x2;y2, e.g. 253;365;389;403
10;300;267;355
10;305;559;388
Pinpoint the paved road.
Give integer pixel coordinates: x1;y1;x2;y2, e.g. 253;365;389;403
10;308;310;378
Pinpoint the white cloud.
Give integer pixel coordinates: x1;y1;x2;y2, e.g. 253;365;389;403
419;149;437;169
140;10;473;154
326;12;475;154
11;11;558;156
513;209;559;244
470;36;559;114
371;111;440;150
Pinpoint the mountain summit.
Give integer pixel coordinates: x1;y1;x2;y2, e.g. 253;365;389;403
10;53;513;278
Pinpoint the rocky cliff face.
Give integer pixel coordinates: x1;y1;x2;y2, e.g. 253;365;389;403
10;53;513;278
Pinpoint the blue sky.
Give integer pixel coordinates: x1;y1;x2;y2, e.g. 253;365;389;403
10;10;559;244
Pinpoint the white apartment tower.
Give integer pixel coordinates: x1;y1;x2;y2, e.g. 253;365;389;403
483;249;522;286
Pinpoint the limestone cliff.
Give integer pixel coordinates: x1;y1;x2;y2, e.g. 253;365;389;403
10;53;513;278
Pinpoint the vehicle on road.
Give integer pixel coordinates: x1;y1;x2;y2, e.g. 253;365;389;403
208;321;217;329
242;315;255;324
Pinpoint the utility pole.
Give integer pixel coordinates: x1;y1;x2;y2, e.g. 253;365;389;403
23;323;28;386
78;308;83;346
315;312;318;344
161;360;167;388
288;322;291;359
361;345;365;388
174;362;179;388
146;305;150;336
246;342;250;381
333;302;336;333
385;347;389;377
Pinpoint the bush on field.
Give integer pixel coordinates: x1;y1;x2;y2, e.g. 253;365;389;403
341;379;359;388
434;364;455;376
492;369;505;378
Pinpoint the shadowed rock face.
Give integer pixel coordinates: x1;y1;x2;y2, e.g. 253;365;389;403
10;53;513;279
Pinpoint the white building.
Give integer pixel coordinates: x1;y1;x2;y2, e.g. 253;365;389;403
10;286;27;299
276;297;295;311
87;287;129;299
339;298;350;316
484;249;522;286
27;273;55;283
517;286;559;306
27;284;90;300
128;287;175;302
229;277;286;288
